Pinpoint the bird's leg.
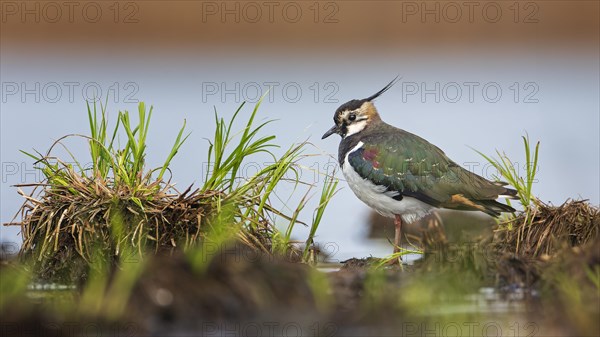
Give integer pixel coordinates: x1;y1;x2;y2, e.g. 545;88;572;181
393;214;402;256
384;214;403;266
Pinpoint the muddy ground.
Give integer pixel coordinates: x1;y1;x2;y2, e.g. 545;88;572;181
2;200;599;337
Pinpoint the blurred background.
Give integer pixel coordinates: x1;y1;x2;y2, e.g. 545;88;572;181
1;0;598;260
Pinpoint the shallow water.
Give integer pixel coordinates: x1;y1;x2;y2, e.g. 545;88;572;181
2;49;599;264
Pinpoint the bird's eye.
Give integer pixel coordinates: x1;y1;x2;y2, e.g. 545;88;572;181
348;113;356;121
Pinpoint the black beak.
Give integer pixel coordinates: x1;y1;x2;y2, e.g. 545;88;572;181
322;125;339;139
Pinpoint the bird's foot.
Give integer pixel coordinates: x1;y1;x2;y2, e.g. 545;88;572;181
382;247;403;266
384;256;402;266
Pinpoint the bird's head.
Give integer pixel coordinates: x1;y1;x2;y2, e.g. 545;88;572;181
322;77;399;139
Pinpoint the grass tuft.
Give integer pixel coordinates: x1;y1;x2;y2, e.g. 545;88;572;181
494;199;599;257
9;99;337;282
474;134;540;210
475;135;598;257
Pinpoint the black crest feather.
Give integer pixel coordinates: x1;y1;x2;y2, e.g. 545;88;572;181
365;76;401;101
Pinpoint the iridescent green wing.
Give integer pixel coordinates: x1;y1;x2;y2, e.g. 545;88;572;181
348;129;508;208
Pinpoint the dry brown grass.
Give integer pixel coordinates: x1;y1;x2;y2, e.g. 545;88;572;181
10;170;285;282
494;199;599;258
4;101;331;283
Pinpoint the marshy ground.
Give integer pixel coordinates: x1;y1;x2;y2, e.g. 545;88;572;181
1;102;598;336
2;206;598;336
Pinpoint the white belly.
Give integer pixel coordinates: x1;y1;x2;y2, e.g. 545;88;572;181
342;142;434;223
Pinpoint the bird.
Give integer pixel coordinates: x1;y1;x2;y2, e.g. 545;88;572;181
322;78;517;260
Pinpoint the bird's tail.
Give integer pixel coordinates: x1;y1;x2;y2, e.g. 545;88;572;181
494;183;519;200
477;199;516;217
477;186;518;217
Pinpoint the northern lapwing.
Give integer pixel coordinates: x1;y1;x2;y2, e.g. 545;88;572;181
322;78;517;258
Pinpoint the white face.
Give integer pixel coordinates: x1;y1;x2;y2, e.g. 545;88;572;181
338;103;370;138
344;118;368;137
